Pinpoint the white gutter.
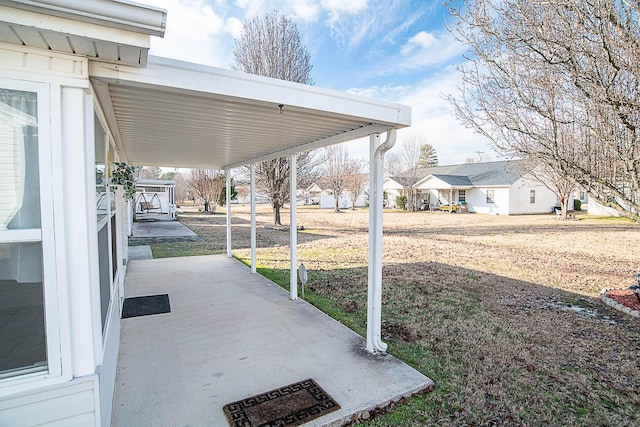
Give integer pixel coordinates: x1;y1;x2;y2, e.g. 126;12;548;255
3;0;167;37
367;129;396;353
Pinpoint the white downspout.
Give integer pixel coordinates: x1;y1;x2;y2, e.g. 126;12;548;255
250;163;257;274
367;129;396;353
290;153;298;300
226;169;232;257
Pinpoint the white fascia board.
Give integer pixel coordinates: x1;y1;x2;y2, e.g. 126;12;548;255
0;5;152;48
90;56;412;128
3;0;166;37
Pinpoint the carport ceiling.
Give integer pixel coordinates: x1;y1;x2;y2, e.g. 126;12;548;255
90;56;411;170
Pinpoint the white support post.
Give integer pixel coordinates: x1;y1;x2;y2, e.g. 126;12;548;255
250;163;257;274
226;169;232;258
366;130;396;353
290;153;298;300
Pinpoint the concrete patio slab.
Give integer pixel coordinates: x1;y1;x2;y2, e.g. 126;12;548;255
112;255;432;426
129;219;200;245
127;245;153;261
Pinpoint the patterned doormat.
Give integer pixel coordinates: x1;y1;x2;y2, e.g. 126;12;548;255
121;294;171;318
223;378;340;427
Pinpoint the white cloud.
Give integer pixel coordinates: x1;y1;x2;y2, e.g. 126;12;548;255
346;84;409;100
394;69;495;164
136;0;234;67
378;30;467;75
291;0;321;22
345;68;495;165
226;16;244;38
322;0;368;19
401;31;436;55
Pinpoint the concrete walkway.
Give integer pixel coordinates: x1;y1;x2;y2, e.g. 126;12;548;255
112;255;432;426
127;245;153;260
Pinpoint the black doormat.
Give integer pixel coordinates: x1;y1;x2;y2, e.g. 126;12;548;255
122;294;171;318
223;378;340;427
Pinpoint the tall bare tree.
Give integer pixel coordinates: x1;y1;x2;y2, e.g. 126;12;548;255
345;158;368;210
385;153;404;176
448;0;640;221
187;169;225;213
398;136;423;210
138;166;162;179
325;144;350;212
519;158;575;218
232;11;315;225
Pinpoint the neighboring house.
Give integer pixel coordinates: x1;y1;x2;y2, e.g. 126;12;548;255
305;177;368;208
134;179;176;219
0;1;409;426
385;160;563;215
382;176;419;208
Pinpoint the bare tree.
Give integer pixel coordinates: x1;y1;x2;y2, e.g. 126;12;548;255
172;171;190;205
448;0;640;221
397;136;423;210
232;11;315;225
345;158;368;210
138;166;162;179
187;169;225;213
385;153;404;176
519;158;575;219
325;144;350;212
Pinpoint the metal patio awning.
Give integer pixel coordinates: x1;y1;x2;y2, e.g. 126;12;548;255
90;56;411;170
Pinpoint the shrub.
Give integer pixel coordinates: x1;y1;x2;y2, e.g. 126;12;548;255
396;195;407;210
574;199;582;211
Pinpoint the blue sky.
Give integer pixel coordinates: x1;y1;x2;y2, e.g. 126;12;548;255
136;0;496;165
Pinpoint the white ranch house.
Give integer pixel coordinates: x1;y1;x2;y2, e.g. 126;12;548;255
385;160;565;214
0;1;417;425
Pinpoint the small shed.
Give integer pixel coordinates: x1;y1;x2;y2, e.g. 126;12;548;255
135;179;176;219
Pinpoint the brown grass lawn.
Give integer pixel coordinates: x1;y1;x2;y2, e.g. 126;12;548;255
155;205;640;426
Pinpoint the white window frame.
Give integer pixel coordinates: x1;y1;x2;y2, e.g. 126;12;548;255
486;189;495;204
0;78;64;392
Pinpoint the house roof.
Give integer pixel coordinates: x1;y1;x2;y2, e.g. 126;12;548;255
0;0;166;66
414;160;523;187
136;179;175;186
389;176;419;187
430;174;472;186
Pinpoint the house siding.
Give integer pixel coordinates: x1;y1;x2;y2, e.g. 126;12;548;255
508;178;559;215
0;376;99;426
466;187;510;214
1;43;124;426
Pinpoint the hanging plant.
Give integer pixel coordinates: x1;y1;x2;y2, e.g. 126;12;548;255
111;162;136;200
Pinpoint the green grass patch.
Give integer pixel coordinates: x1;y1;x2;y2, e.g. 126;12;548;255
234;256;367;336
149;241;222;258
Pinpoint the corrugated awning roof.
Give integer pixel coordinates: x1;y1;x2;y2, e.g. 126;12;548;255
90;56;411;170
